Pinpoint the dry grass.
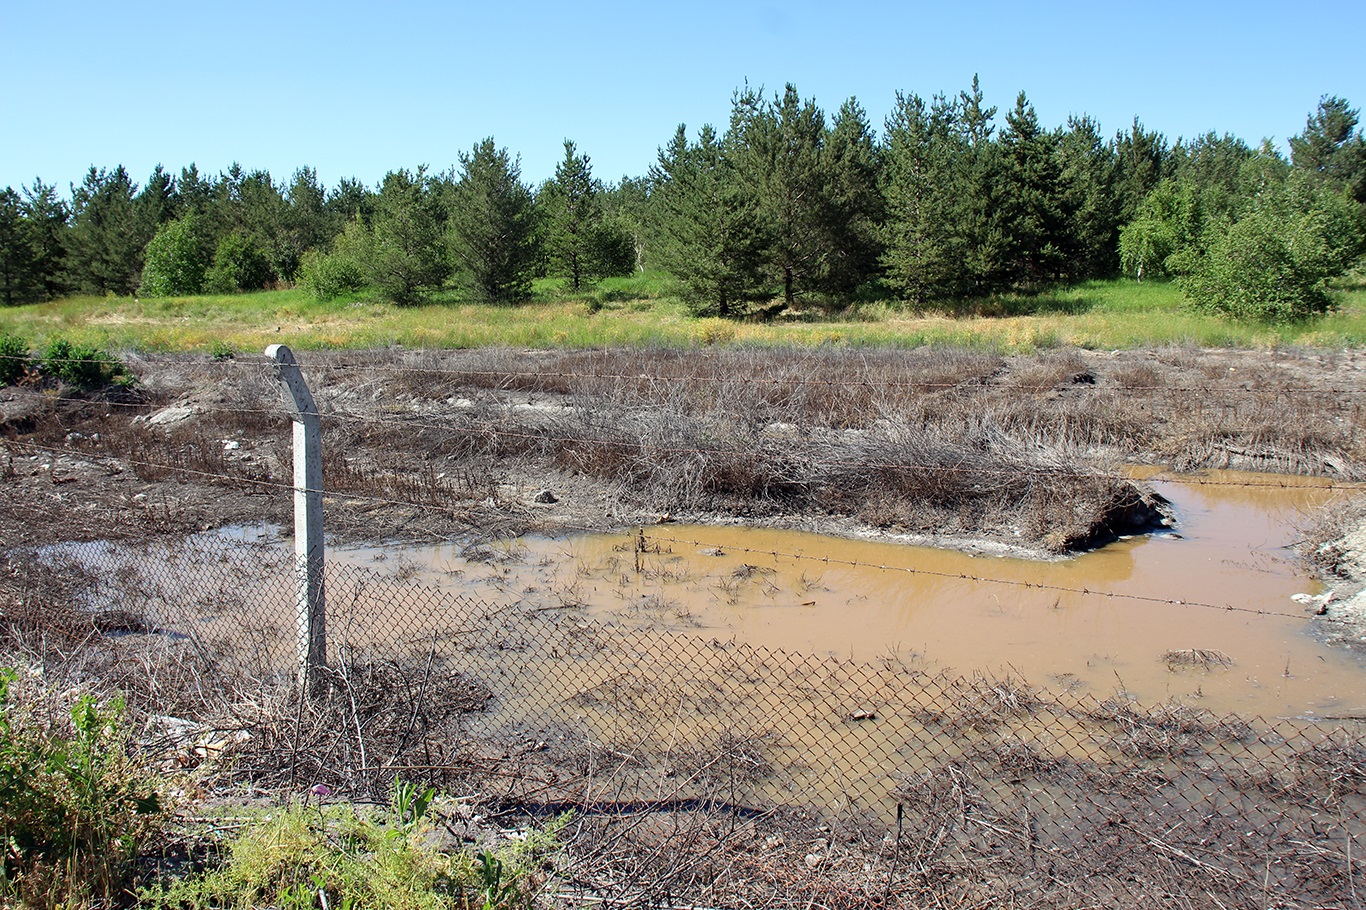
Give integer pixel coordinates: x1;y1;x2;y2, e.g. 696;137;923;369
271;346;1365;548
221;649;495;799
1301;494;1366;579
1093;698;1252;759
1162;648;1234;671
7;344;1365;556
918;672;1045;733
314;347;1169;552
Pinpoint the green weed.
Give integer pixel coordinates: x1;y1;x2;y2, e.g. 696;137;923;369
472;850;520;910
390;777;436;834
0;333;27;385
207;338;236;361
144;779;565;910
0;668;168;908
42;337;127;389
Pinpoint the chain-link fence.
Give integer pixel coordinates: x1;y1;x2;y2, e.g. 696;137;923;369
3;527;1362;909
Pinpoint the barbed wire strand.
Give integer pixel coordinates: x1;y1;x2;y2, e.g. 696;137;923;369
6;438;1352;628
637;530;1315;621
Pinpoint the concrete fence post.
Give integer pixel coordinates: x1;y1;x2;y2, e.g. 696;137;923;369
265;344;327;694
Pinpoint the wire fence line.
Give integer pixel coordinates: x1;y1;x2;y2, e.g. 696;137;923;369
3;527;1363;908
7;435;1360;632
635;529;1316;620
5;349;1366;906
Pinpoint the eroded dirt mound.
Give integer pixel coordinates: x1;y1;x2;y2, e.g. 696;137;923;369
1303;497;1366;650
1;345;1362;559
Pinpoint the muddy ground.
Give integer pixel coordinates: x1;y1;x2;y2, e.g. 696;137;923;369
3;343;1366;639
4;343;1366;909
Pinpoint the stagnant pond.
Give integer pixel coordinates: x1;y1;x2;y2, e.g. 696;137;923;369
328;471;1366;720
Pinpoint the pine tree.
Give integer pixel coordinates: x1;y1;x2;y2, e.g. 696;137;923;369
364;167;450;305
818;97;883;295
959;75;995;147
238;169;289;281
448;139;539;302
177;165;214;216
1056;115;1118;279
67;165;143;295
0;188;37;306
1172;132;1253;202
599;176;650;273
1290;95;1366;204
881;91;971;301
1113;118;1171;227
882;77;1024;301
135;164;179;239
999;92;1069;285
283;168;332;278
541;140;602;291
327;177;375;226
649;124;768;316
953;78;1012;295
730;84;825;306
21;179;70;301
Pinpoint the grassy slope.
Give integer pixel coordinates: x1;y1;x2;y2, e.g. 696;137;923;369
2;273;1365;354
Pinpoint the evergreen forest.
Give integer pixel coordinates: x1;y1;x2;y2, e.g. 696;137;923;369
2;81;1364;323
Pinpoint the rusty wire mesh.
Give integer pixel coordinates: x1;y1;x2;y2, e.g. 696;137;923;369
2;527;1363;909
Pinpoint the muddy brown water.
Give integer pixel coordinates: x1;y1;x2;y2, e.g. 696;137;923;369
335;471;1366;720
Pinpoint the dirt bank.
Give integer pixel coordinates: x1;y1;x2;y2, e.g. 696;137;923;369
1302;496;1366;652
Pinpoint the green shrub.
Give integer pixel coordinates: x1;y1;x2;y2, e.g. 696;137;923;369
208;338;236;360
1175;174;1363;322
298;247;367;300
0;333;28;385
205;231;275;293
1117;178;1220;282
0;669;167;908
43;338;126;389
145;778;565;910
139;215;209;297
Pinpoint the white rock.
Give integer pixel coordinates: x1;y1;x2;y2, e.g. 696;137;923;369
147;405;196;427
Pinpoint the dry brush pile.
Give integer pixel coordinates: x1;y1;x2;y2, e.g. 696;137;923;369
298;344;1365;552
7;344;1364;554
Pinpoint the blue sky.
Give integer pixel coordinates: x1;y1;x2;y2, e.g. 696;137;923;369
3;0;1363;196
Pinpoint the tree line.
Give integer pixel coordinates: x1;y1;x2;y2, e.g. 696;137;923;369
2;81;1363;320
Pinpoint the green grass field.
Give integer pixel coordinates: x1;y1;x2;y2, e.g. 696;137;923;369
2;273;1364;355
